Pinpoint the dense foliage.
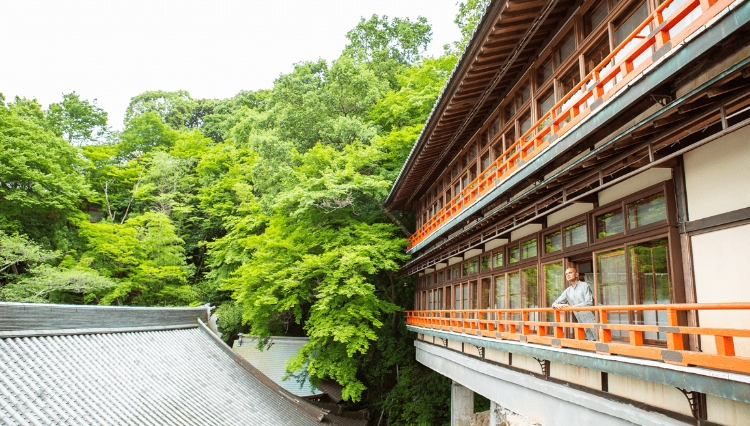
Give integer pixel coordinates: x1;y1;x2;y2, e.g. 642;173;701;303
1;3;488;424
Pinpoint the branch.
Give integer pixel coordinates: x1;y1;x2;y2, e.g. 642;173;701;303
120;168;144;225
380;205;411;238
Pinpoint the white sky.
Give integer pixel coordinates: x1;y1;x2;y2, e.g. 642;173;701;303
1;0;462;129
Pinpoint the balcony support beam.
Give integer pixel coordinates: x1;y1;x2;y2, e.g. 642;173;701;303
409;325;750;405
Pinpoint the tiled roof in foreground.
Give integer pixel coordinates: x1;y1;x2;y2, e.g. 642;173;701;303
0;302;330;426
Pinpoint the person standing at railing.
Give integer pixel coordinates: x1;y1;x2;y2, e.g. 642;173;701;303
552;268;596;341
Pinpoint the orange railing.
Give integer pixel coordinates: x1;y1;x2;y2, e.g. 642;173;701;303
407;0;732;250
406;303;750;374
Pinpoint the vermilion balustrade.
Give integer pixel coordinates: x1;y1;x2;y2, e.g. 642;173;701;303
406;303;750;374
407;0;732;250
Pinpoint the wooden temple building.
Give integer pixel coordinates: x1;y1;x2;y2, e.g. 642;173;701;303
385;0;750;424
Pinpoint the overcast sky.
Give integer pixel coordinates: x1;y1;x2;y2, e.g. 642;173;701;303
1;0;462;129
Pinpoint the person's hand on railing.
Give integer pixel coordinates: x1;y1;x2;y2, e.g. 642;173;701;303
552;303;569;309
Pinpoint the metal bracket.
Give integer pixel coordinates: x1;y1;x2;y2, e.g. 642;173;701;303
650;93;673;106
471;344;485;358
533;357;550;378
676;388;707;420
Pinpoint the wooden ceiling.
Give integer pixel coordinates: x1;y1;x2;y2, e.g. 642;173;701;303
386;0;577;210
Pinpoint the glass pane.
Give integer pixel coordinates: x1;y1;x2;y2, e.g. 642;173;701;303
586;1;609;34
455;286;461;311
481;255;492;271
522;266;539;325
438;271;444;283
522;267;539;309
545;231;562;253
452;266;460;279
630;238;671;341
614;1;649;45
509;246;520;264
508;272;521;309
462;284;470;309
495;275;507;309
521;238;537;259
481;278;492;309
557;32;576;63
469;259;478;274
627;192;667;229
564;221;587;246
470;281;478;309
544;262;564;326
597;248;628;341
494;252;504;268
596;208;624;238
463;263;469;277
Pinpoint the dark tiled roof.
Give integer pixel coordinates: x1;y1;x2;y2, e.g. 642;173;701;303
0;303;329;426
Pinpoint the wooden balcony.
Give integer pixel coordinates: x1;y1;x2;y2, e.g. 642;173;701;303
406;302;750;375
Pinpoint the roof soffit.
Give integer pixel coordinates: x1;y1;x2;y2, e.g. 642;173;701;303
386;0;576;210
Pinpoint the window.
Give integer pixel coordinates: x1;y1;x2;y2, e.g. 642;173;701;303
509;267;539;318
544;230;562;253
451;266;460;280
521;238;537;260
495;274;507;309
493;251;504;268
519;110;532;140
585;0;610;36
438;271;444;283
585;35;611;75
463;262;470;277
614;1;649;46
596;247;629;339
481;255;492;272
543;261;565;325
595;237;673;343
454;286;461;310
481;277;492;309
509;245;521;264
564;221;587;247
559;65;582;100
555;32;576;65
627;192;667;229
538;58;554;85
596;207;624;238
481;152;491;171
468;259;479;274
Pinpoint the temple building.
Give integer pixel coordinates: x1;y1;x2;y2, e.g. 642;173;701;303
385;0;750;424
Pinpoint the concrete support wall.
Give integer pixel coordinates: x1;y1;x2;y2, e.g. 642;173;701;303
452;381;474;426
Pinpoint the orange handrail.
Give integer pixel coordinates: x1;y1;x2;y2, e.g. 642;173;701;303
405;302;750;374
407;0;729;250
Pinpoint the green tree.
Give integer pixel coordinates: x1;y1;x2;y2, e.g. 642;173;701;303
47;91;109;145
344;15;432;89
453;0;491;53
0;97;92;248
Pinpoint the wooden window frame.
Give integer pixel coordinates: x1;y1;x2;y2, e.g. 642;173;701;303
589;181;675;246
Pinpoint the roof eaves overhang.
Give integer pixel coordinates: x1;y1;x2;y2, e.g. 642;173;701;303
404;0;750;258
384;0;511;209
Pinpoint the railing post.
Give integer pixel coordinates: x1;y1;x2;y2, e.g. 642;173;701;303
715;335;736;356
553;310;564;339
599;308;612;343
666;308;685;351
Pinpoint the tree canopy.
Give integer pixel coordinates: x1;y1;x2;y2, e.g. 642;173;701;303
0;4;489;424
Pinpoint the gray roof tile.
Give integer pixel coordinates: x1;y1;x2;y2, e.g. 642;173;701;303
0;303;328;425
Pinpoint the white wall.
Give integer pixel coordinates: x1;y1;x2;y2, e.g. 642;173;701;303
598;168;672;205
510;224;542;241
547;203;594;226
683;128;750;220
691;223;750;356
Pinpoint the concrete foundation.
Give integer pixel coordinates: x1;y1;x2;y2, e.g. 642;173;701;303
452;380;474;426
